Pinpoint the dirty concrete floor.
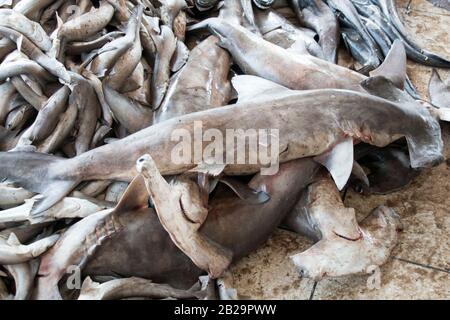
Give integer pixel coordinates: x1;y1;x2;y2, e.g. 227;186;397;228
230;0;450;300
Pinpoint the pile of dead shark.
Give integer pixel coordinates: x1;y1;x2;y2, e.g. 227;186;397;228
0;0;449;300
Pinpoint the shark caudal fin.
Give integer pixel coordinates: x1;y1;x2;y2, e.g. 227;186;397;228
0;151;79;216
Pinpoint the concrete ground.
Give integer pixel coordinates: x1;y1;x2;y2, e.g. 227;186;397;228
230;0;450;299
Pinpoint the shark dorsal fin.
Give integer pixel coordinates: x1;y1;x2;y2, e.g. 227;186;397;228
232;75;295;103
361;76;414;104
369;40;407;90
115;175;149;213
361;76;447;120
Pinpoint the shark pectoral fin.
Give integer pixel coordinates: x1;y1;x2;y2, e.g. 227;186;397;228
314;137;354;190
351;160;369;188
218;176;270;204
189;162;226;177
369;40;407;90
361;75;414;103
115;175;149;212
30;179;80;217
231;75;294;103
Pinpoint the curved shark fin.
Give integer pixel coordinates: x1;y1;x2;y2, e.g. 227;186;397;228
314;137;354;190
115;174;150;212
369;40;407;90
30;179;79;217
219;176;270;204
351;160;369;188
231;75;294;103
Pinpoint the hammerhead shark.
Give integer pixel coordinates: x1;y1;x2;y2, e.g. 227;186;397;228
0;75;443;215
34;158;319;299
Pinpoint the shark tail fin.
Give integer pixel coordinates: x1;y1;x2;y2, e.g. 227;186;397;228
0;151;79;216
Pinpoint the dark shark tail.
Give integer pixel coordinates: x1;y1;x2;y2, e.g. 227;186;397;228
0;151;79;216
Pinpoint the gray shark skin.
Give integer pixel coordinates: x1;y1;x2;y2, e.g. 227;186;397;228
0;9;52;51
35;158;319;299
358;14;419;98
341;27;379;74
13;0;56;19
327;0;382;71
66;32;124;55
289;0;340;62
190;17;421;101
0;26;70;83
254;8;325;59
0;79;443;215
154;36;232;123
189;17;367;91
284;172;402;280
